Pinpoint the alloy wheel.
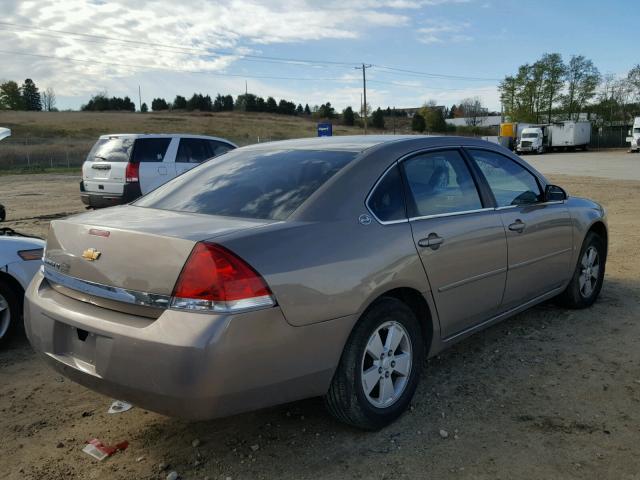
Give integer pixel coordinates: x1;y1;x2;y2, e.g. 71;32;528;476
360;321;413;408
579;246;600;298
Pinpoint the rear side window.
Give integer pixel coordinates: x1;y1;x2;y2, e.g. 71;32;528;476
135;149;356;220
467;149;542;206
176;138;212;163
208;140;233;157
367;165;406;222
86;137;133;162
132;138;171;163
403;150;482;217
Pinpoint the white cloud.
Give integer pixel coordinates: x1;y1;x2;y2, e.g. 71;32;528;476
417;20;472;44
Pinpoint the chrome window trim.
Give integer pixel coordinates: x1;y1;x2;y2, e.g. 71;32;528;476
43;265;171;309
409;207;494;222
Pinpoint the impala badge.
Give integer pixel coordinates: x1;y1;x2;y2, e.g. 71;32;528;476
82;248;101;261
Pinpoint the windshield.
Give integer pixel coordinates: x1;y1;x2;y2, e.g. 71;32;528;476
522;133;539;138
135;148;356;220
86;137;134;162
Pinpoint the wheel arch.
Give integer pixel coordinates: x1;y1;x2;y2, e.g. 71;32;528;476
361;287;435;355
587;221;608;257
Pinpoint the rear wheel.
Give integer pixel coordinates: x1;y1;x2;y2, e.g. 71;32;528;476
0;280;20;346
557;232;606;308
325;297;424;430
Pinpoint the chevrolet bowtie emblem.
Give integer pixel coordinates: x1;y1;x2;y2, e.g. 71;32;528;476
82;248;101;261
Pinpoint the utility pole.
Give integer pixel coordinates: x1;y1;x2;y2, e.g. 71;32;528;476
355;64;372;134
245;80;248;95
138;85;142;112
393;106;396;135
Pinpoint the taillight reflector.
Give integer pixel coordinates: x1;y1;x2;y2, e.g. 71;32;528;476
171;242;274;313
125;162;139;183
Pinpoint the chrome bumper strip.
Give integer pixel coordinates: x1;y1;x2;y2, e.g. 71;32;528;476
42;265;171;309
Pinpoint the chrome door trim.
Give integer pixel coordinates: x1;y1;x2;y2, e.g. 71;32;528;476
409;207;494;223
42;265;171;309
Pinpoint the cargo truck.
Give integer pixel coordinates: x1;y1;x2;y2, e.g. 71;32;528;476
627;117;640;152
516;121;591;154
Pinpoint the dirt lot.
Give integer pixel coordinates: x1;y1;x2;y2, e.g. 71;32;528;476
1;151;640;479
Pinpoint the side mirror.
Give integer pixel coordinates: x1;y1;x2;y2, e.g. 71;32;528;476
545;184;567;202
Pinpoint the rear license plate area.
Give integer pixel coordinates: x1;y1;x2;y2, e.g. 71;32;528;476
53;322;102;366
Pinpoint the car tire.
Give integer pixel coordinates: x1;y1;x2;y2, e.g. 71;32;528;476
557;231;606;309
0;280;21;346
324;297;424;430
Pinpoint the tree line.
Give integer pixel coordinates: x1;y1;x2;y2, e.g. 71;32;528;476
0;78;57;111
499;53;640;124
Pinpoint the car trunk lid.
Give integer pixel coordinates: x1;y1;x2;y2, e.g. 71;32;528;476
43;206;272;317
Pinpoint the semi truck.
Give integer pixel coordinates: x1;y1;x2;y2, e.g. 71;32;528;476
627;117;640;152
516;121;591;154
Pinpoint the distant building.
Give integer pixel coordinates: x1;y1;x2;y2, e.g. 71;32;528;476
445;115;502;128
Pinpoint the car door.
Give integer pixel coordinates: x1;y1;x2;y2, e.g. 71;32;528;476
133;137;172;194
175;138;217;175
402;149;508;338
466;148;573;310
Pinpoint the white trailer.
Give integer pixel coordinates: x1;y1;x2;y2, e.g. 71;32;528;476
627;117;640;152
548;121;591;149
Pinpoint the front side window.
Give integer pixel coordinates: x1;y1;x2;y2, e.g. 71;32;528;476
367;165;406;222
402;150;482;218
176;138;212;163
467;149;542;207
132;138;171;163
135;149;355;220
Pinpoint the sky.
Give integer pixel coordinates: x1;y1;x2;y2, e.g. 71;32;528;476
0;0;637;112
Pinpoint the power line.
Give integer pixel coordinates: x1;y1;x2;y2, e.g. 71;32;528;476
0;21;503;82
0;22;360;68
0;49;493;92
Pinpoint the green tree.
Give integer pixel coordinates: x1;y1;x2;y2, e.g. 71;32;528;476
371;107;385;129
295;103;304;115
151;98;169;111
411;113;426;132
304;104;311;115
172;95;187;109
21;78;42;111
540;53;566;123
342;106;355;126
420;101;447;132
140;102;148;113
318;102;335;119
265;96;278;113
0;81;23;110
562;55;600;120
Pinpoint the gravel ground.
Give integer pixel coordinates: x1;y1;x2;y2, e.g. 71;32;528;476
1;151;639;479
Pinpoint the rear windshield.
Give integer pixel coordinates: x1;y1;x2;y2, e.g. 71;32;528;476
134;149;356;220
86;137;133;162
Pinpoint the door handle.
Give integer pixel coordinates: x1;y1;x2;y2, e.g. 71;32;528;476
418;233;444;249
158;166;167;175
508;220;526;233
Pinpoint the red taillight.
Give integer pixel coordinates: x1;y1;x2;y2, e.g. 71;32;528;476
171;242;274;312
125;162;139;183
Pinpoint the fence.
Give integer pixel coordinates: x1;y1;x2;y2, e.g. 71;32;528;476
0;137;94;171
589;124;632;149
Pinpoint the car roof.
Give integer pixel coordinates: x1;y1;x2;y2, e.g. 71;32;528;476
239;135;421;152
98;133;236;145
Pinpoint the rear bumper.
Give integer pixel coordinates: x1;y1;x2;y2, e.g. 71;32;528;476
80;181;142;208
24;271;354;420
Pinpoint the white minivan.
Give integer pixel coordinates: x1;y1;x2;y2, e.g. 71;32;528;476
81;134;237;208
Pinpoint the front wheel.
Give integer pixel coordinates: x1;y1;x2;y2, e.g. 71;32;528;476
324;297;424;430
557;232;606;308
